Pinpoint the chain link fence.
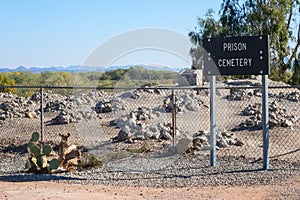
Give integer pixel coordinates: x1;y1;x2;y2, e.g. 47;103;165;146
215;86;300;167
0;84;299;174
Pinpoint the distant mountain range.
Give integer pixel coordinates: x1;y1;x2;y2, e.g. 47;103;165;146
0;65;184;73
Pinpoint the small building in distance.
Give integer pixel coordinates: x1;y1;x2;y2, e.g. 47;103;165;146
180;69;203;86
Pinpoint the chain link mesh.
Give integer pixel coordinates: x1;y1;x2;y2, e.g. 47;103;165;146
0;85;299;173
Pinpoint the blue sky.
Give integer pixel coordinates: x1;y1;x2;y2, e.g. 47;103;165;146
0;0;222;69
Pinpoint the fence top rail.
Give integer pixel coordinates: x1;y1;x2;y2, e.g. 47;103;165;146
1;85;300;90
0;85;206;90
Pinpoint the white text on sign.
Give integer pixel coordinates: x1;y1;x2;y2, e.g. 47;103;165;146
223;42;247;52
218;42;252;67
218;58;252;67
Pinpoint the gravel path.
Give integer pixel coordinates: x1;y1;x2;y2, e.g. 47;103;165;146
1;152;299;187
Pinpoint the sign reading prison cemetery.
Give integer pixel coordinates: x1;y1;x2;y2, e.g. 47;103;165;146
203;35;270;75
202;35;270;169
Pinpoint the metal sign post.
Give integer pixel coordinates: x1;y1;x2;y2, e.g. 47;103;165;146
210;75;217;167
262;75;269;169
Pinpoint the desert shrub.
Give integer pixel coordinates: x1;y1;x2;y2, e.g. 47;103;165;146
0;73;16;93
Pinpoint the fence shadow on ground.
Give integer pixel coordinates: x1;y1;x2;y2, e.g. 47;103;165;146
0;174;85;182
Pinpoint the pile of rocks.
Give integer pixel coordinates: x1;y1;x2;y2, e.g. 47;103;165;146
95;100;112;113
163;95;179;112
186;129;244;154
242;103;262;117
163;92;204;113
43;90;108;124
51;111;79;124
119;90;142;99
112;106;176;142
134;87;167;95
269;101;298;127
234;101;298;131
216;130;244;148
186;130;209;153
227;89;249;101
226;88;262;101
224;78;264;101
0;90;113;124
119;87;166;100
47;90;128;125
0;93;38;120
48;108;99;125
286;91;300;102
269;91;300;102
44;100;70;112
95;98;127;114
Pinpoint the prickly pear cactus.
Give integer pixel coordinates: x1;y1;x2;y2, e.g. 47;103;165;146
26;132;59;173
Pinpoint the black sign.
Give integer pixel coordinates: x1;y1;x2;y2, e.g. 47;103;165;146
203;35;269;76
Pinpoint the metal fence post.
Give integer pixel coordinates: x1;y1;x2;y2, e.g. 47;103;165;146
172;89;176;147
262;75;269;169
40;87;44;142
210;76;216;167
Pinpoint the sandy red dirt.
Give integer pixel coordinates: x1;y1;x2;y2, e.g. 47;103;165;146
1;175;300;200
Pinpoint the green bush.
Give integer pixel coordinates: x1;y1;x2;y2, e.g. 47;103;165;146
0;73;16;93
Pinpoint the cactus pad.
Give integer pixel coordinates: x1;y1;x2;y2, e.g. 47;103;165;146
49;159;59;171
30;144;41;157
43;145;52;156
31;132;40;142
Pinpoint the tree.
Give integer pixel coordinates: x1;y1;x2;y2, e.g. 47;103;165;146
40;72;73;86
219;0;245;36
189;9;221;69
291;56;300;85
243;0;300;77
99;68;129;81
189;0;300;81
7;72;39;86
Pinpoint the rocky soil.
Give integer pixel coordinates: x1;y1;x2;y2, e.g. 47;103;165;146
0;76;300;199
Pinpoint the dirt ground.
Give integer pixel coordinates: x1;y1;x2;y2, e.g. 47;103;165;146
1;175;300;200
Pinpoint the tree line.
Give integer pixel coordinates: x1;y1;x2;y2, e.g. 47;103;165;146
0;66;179;96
